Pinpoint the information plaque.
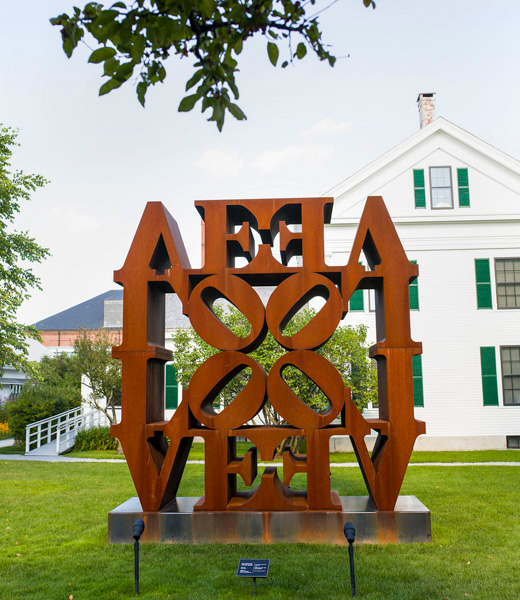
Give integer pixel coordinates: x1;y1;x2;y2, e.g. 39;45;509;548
236;559;270;596
236;559;270;578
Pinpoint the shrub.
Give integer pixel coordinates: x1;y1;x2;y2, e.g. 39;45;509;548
7;382;82;442
72;426;118;451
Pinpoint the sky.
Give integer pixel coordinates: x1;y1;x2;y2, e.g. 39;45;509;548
1;0;520;325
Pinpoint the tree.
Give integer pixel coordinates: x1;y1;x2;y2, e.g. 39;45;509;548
171;304;377;454
7;354;82;443
72;328;122;426
36;352;81;391
50;0;376;130
0;126;49;378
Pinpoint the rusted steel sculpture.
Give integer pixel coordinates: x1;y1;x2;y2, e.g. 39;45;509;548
112;196;425;513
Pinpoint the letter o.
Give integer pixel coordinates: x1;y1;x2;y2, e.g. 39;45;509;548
267;350;345;429
266;272;342;350
188;352;266;430
188;274;267;352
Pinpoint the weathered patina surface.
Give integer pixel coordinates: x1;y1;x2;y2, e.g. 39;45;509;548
112;196;425;512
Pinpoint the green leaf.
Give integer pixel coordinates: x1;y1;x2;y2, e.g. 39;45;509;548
88;47;116;64
228;78;239;100
178;94;199;112
185;69;204;91
110;1;127;8
99;77;124;96
201;96;212;113
129;34;146;62
208;102;225;129
228;103;246;121
49;15;66;26
267;41;279;67
103;57;118;76
63;37;74;58
281;60;288;68
136;81;147;107
94;9;119;26
295;42;307;60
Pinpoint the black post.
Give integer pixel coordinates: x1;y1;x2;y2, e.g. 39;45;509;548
133;519;145;596
348;543;356;596
134;539;140;596
252;577;257;597
343;522;356;597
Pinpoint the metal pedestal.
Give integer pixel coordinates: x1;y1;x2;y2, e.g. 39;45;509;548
108;496;431;544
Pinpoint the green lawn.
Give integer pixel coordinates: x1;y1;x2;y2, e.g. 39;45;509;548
3;442;520;464
0;459;519;599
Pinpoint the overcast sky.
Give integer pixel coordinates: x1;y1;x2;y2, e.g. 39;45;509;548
2;0;520;325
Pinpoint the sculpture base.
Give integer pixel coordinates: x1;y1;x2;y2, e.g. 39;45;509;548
108;496;431;544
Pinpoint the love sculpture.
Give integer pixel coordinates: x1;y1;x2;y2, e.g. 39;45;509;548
111;196;425;515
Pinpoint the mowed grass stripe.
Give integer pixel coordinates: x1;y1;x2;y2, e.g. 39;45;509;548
0;461;519;599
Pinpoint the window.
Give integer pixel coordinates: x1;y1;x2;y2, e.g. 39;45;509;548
495;258;520;309
430;167;453;208
475;259;493;309
457;168;470;207
368;290;376;312
501;347;520;406
9;384;22;398
507;436;520;449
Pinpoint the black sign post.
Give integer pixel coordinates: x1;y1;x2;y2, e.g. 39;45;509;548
236;559;270;596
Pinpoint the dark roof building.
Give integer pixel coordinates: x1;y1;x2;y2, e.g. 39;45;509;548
34;290;123;331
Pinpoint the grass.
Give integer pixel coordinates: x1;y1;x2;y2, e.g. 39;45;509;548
0;459;519;599
186;443;520;464
0;444;26;455
2;441;520;463
65;449;127;459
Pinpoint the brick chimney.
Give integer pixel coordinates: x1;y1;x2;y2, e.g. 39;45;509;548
417;92;436;128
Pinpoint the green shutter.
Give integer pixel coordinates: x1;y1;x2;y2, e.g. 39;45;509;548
409;260;419;310
413;169;426;208
457;168;470;207
475;259;492;309
412;355;424;407
349;289;364;311
480;347;499;406
165;364;178;409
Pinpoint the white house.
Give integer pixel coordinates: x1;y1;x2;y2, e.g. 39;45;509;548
325;93;520;451
0;339;51;403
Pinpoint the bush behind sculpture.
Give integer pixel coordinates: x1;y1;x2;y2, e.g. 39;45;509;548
72;426;118;451
7;382;81;443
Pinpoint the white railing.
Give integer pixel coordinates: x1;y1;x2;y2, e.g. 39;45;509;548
25;407;110;455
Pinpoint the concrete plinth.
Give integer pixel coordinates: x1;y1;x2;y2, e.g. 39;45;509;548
108;496;431;545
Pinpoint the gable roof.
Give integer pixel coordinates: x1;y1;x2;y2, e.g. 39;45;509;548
34;290;123;330
325;117;520;219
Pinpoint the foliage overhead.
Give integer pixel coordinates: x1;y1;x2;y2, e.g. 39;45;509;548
51;0;376;130
0;126;49;377
171;304;377;431
72;327;122;426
